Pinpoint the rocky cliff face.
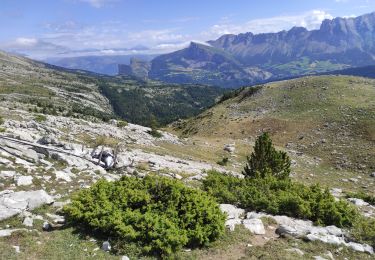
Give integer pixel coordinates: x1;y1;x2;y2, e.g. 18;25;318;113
142;12;375;88
210;12;375;66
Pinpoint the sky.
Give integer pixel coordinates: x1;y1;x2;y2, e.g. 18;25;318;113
0;0;375;59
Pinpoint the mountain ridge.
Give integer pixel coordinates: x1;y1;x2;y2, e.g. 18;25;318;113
119;12;375;88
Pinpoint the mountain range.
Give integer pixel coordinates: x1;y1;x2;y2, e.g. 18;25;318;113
119;12;375;88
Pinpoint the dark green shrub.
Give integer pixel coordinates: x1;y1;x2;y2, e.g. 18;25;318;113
34;114;47;122
243;132;291;179
217;157;229;166
148;128;163;138
202;171;358;227
64;175;225;256
117;120;128;128
0;116;4;125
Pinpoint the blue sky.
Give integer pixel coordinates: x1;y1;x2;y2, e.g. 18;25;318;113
1;0;375;59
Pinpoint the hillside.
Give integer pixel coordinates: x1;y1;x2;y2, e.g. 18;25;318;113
98;76;225;126
0;60;374;259
174;75;375;191
147;42;272;87
122;12;375;88
0;50;223;126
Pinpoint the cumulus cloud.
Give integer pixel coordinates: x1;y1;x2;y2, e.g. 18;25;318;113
1;10;337;59
0;37;69;59
204;10;333;39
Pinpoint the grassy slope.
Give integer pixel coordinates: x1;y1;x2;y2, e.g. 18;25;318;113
172;75;375;194
0;51;114;120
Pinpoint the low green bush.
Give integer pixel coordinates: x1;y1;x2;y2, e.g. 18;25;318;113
217;157;229;166
0;116;4;125
117;120;128;128
148;128;163;138
202;171;358;227
34;114;47;122
64;175;225;256
351;217;375;247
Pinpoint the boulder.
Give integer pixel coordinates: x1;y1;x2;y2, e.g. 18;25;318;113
276;224;301;237
348;198;369;207
306;233;345;245
22;217;33;227
370;172;375;178
102;241;111;251
15;175;33;186
347;242;374;254
0;190;54;221
0;140;39;163
285;248;304;256
0;171;16;178
225;218;242;231
0;229;26;237
243;219;266;235
54;170;74;182
220;204;245;219
224;144;235;153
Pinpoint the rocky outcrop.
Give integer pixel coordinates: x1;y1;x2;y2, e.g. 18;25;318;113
219;204;374;255
0;190;54;221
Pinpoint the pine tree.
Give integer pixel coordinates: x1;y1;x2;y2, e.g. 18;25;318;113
243;132;291;179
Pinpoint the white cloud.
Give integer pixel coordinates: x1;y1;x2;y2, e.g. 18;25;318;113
78;0;117;8
204;10;333;39
1;10;338;59
14;37;38;47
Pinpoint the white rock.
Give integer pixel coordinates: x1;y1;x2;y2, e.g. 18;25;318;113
224;144;235;153
0;190;54;221
370;172;375;178
225;218;242;231
0;157;12;165
54;170;73;182
220;204;245;219
325;251;334;260
348;198;369;207
121;256;130;260
102;241;111;251
0;171;16;178
285;248;304;256
276;224;300;237
313;256;328;260
22;217;33;227
243;219;265;235
12;245;20;253
15;175;33;186
347;242;366;252
0;229;26;237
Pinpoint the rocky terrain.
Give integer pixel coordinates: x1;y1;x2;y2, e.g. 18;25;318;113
0;99;374;259
0;73;374;259
0;50;374;259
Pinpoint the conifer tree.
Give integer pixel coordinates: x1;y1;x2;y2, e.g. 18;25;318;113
243;132;291;179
